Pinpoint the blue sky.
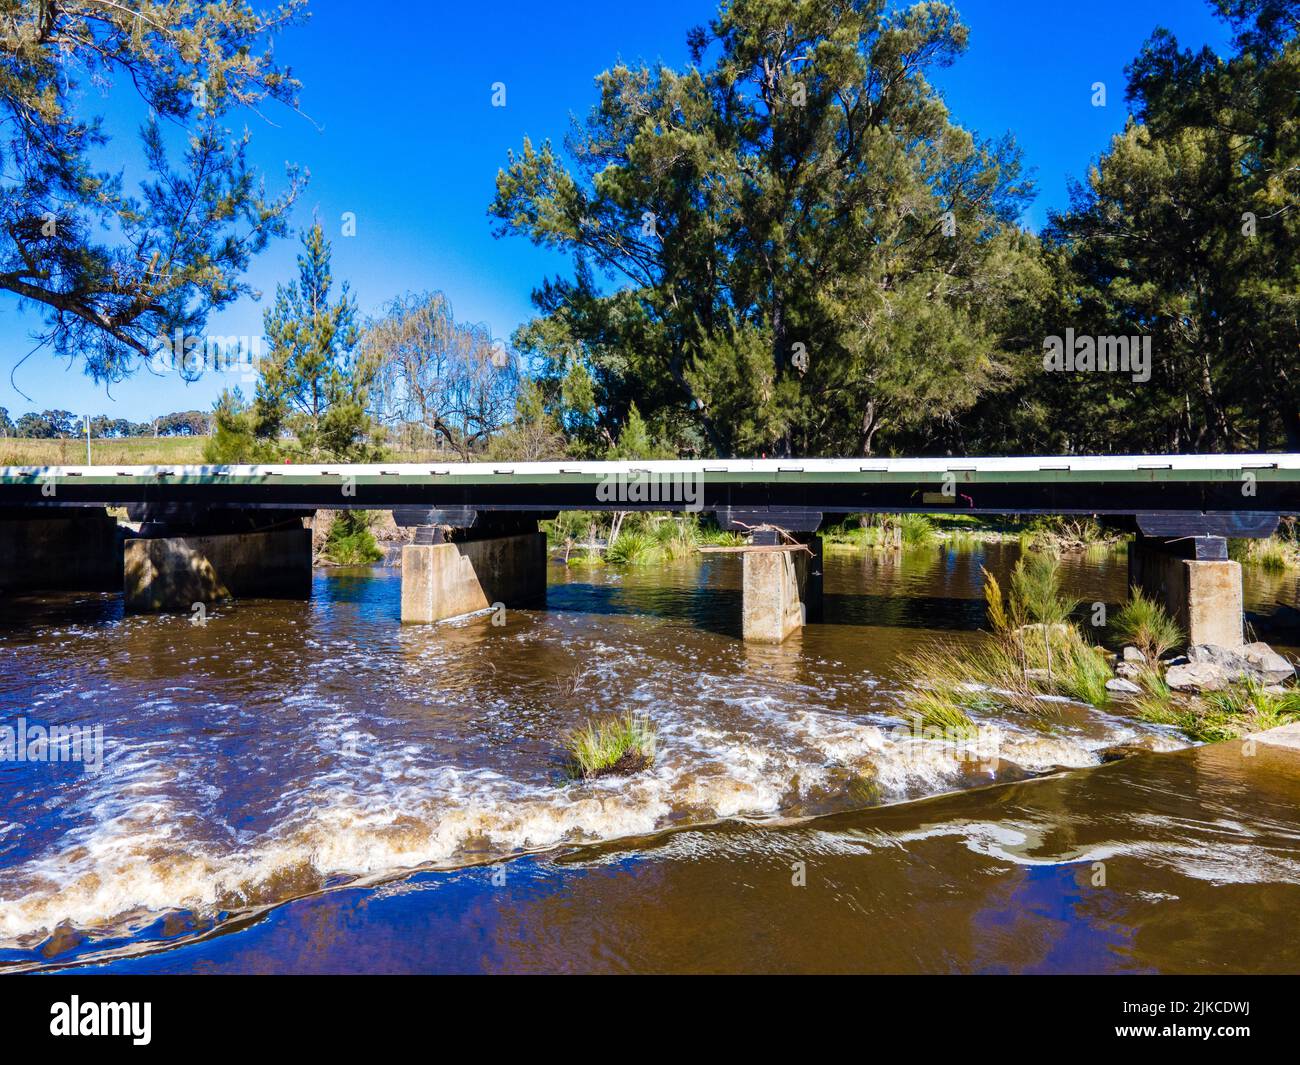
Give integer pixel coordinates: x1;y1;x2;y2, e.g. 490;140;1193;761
0;0;1231;421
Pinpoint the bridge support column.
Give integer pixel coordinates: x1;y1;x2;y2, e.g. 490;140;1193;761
0;508;122;594
741;534;822;643
124;512;312;612
1128;534;1243;648
401;530;546;624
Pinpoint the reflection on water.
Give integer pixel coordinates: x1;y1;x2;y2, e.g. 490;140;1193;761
1;540;1298;972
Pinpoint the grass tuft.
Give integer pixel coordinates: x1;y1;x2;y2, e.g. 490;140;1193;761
564;713;658;780
1110;588;1184;662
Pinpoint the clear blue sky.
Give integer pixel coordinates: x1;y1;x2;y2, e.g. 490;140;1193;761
0;0;1231;422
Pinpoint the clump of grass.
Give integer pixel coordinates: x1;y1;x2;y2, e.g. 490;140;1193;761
1136;679;1300;742
1229;536;1295;572
651;516;699;560
605;530;656;565
1110;588;1184;662
897;513;936;546
321;510;383;565
696;526;746;547
897;551;1116;725
564;713;657;779
906;681;979;739
1009;550;1080;686
1198;681;1300;740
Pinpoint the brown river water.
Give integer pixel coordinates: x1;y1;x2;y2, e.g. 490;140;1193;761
2;540;1299;973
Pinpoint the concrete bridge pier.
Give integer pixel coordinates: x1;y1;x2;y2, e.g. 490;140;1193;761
397;510;547;624
124;507;313;612
1128;533;1243;648
740;531;824;643
0;507;123;594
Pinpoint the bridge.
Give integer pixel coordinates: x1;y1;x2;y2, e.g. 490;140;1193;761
2;454;1297;644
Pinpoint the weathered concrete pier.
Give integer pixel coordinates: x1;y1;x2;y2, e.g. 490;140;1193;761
1;455;1296;642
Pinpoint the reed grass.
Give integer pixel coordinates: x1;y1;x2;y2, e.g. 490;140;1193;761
1109;588;1184;662
564;713;657;779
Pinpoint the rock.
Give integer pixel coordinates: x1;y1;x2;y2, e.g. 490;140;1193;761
1099;743;1155;763
1115;661;1143;680
1024;668;1050;683
1105;677;1141;694
1241;642;1295;684
1121;646;1145;664
1165;660;1232;693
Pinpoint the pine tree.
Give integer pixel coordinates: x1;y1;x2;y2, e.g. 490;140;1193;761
254;223;383;462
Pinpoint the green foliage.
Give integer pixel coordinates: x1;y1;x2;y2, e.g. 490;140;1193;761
1229;536;1296;572
564;713;657;779
322;511;383;566
605;531;656;566
0;0;306;382
1138;678;1300;742
486;379;568;460
492;0;1045;457
255;222;383;462
605;403;676;460
1014;2;1300;453
1110;589;1185;662
906;682;979;739
1011;551;1080;628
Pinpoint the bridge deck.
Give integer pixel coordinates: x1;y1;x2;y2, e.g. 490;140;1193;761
1;455;1298;529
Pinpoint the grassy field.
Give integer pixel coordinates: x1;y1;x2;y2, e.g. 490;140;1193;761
0;436;210;466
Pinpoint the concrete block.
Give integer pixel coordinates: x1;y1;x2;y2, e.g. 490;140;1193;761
124;527;312;612
400;532;546;624
741;538;822;643
1129;541;1243;648
0;510;122;593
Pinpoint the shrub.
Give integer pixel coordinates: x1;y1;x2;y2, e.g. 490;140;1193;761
564;713;657;779
605;530;656;565
1110;588;1184;662
322;510;383;565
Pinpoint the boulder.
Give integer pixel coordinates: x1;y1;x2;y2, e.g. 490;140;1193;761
1241;642;1295;684
1121;646;1146;664
1165;660;1232;693
1105;677;1141;695
1115;661;1143;680
1188;641;1295;685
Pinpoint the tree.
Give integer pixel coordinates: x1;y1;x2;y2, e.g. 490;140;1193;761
221;221;381;462
604;403;675;460
0;407;11;437
363;291;518;459
14;409;75;438
1034;0;1300;452
486;380;567;460
0;0;307;382
491;0;1044;457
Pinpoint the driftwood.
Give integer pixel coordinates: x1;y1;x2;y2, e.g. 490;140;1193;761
696;543;813;554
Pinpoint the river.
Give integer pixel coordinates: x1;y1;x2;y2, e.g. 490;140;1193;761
2;540;1299;972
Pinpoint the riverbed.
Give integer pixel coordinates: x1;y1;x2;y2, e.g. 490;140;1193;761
2;542;1298;972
